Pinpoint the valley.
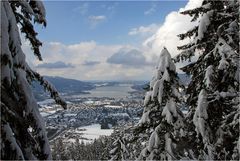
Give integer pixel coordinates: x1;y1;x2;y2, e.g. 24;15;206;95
36;80;146;144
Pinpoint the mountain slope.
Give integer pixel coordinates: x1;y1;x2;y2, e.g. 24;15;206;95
32;76;95;101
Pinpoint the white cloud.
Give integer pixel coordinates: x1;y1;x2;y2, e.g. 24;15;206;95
89;15;106;21
128;23;159;36
36;61;74;69
144;3;157;15
107;48;153;67
143;0;203;64
23;40;153;81
83;63;150;80
88;15;106;28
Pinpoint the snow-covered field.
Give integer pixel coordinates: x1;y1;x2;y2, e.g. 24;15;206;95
64;124;114;144
38;99;55;105
79;124;113;143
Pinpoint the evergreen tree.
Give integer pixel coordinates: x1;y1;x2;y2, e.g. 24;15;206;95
136;48;185;160
51;139;70;160
51;136;114;160
1;0;66;160
176;0;239;160
109;125;145;160
110;129;130;161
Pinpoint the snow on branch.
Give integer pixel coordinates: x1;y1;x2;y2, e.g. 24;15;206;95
26;68;67;109
193;89;210;144
2;123;25;160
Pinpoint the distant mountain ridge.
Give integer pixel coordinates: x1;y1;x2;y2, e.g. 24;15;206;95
32;74;190;101
32;76;95;101
40;76;95;92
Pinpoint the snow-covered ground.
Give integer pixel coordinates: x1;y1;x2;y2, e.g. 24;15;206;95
40;111;54;117
38;99;55;105
80;124;113;143
104;105;122;108
64;124;114;144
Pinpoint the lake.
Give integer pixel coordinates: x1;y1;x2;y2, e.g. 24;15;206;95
77;83;136;99
39;83;137;106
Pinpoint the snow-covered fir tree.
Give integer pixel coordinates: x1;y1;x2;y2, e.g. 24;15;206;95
110;129;130;161
176;0;239;160
135;48;185;160
109;125;145;161
51;139;70;160
110;138;129;160
1;0;66;160
51;136;113;160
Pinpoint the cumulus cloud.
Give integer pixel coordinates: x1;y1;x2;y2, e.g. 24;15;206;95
107;48;152;67
23;40;153;80
88;15;106;28
34;41;120;66
83;60;100;66
143;0;203;60
128;23;159;36
144;3;157;15
36;61;74;69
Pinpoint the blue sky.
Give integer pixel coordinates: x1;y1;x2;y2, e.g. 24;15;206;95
24;0;202;81
36;1;187;45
